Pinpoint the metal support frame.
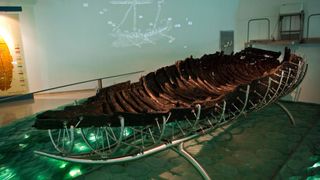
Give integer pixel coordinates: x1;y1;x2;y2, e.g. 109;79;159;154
171;143;211;180
34;85;251;180
0;70;144;103
275;102;296;126
97;79;103;90
34;100;297;179
33;56;308;179
247;18;271;42
48;124;75;154
33;80;304;180
306;13;320;39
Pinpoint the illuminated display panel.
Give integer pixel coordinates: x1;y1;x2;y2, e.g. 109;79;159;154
0;14;28;96
0;36;13;91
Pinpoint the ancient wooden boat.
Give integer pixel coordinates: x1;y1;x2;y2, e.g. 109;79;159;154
34;47;306;129
33;47;307;165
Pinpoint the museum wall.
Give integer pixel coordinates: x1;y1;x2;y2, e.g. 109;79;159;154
235;0;320;104
0;0;46;93
1;0;239;93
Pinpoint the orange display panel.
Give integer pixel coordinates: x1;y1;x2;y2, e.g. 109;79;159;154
0;36;13;91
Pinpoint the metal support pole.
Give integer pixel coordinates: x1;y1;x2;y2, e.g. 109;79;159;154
171;143;211;180
97;79;103;90
0;70;144;103
247;18;270;42
275;102;296;126
306;13;320;39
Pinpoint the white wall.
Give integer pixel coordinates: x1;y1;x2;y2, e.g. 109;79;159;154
0;0;44;92
3;0;239;92
20;4;47;92
2;0;319;103
235;0;320;104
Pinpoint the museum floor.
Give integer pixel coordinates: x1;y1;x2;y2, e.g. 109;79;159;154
0;92;319;179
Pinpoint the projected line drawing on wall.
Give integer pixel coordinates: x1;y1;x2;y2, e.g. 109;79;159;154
108;0;176;47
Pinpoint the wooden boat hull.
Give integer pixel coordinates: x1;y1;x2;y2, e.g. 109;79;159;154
33;47;307;129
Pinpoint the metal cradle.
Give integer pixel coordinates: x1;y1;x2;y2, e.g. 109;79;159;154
34;50;308;180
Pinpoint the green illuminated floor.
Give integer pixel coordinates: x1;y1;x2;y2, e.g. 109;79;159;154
0;101;319;179
0;114;102;179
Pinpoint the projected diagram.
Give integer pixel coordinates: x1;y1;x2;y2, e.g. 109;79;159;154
108;0;175;47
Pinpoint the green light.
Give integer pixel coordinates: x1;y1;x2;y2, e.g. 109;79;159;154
74;142;90;152
309;156;319;161
311;162;320;168
88;133;96;142
44;157;69;169
306;175;320;180
79;145;87;151
19;144;27;149
68;167;82;178
62;138;71;145
308;161;320;171
123;128;133;137
37;174;47;180
24;134;30;139
0;166;17;180
59;162;68;169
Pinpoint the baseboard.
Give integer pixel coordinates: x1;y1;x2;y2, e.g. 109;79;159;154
0;93;34;104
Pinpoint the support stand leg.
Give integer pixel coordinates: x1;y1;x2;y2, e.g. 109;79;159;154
276;102;296;126
97;79;103;90
171;142;211;180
